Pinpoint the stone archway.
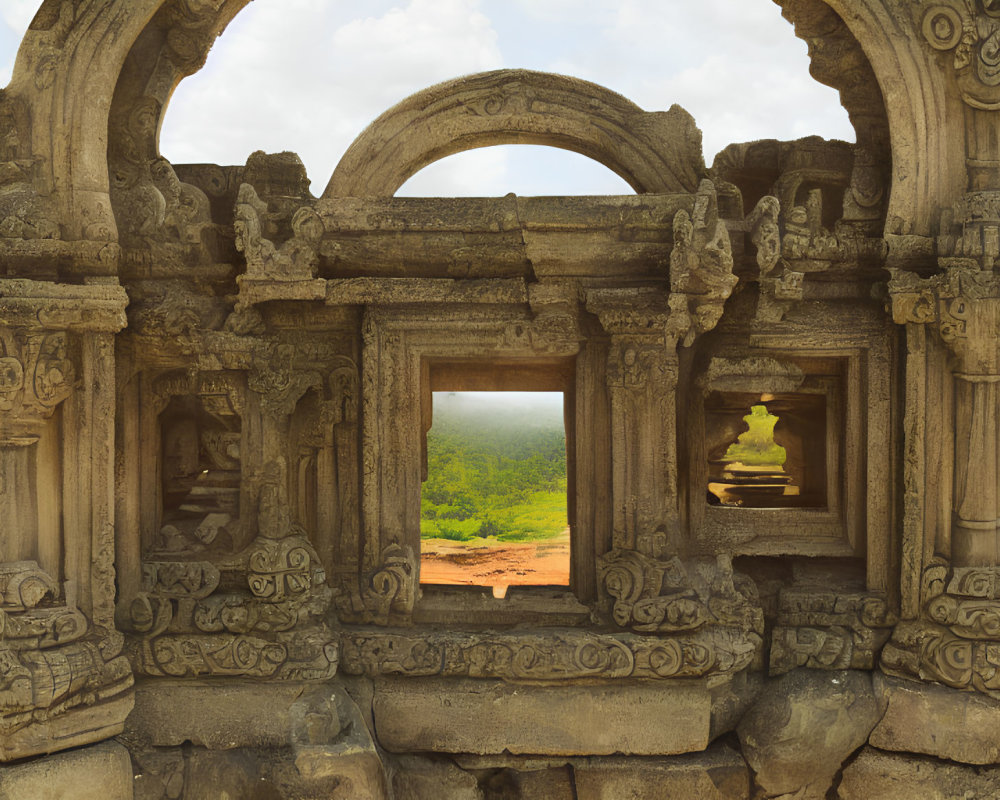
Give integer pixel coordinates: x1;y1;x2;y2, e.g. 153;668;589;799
324;69;705;198
2;0;953;251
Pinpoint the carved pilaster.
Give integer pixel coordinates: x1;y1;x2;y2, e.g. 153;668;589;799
586;288;678;551
890;264;1000;565
0;280;131;761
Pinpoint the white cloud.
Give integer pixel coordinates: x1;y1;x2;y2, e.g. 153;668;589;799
397;146;509;196
1;0;856;194
0;0;38;34
0;1;36;87
397;145;634;197
161;0;502;189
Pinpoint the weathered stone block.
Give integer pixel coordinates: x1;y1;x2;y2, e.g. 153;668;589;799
0;741;132;800
870;672;1000;765
290;686;389;800
392;756;483;800
483;766;575;799
374;677;712;755
184;749;261;800
736;669;884;800
128;678;316;748
574;742;749;800
838;746;1000;800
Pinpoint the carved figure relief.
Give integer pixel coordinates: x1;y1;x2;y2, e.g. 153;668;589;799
668;180;738;345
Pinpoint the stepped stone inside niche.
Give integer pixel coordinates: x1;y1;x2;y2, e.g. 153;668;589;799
706;393;826;508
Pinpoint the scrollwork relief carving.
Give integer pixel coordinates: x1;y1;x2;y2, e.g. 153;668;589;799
922;2;1000;110
142;561;220;600
128;458;336;680
769;590;897;675
882;561;1000;697
335;543;417;626
339;626;758;681
0;563;133;760
599;548;763;636
0;331;78;427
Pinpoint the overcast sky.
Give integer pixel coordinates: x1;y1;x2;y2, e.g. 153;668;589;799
0;0;854;196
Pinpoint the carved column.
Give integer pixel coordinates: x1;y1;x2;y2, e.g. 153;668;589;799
0;278;133;761
890;266;1000;566
586;289;679;553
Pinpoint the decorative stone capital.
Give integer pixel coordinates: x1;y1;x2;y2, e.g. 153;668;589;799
888;263;1000;371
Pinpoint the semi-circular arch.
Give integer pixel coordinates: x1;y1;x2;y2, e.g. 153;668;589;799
323;69;707;198
1;0;965;251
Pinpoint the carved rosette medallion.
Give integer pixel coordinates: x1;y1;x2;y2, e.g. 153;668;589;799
922;1;1000;109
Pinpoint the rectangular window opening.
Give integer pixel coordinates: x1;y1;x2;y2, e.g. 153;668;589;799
419;389;571;599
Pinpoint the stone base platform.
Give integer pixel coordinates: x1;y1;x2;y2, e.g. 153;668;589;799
0;741;133;800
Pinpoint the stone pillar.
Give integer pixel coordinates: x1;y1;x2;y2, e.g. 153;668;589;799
0;278;133;761
953;372;1000;564
586;288;678;553
890;266;1000;566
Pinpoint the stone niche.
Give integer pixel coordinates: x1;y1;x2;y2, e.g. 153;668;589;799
9;0;1000;794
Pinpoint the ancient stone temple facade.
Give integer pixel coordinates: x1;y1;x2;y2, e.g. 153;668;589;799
2;0;1000;797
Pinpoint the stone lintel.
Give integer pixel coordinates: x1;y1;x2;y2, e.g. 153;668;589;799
372;676;717;756
0;278;128;332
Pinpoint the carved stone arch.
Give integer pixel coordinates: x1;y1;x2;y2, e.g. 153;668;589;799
780;0;967;238
5;0;250;251
323;69;708;198
1;1;967;246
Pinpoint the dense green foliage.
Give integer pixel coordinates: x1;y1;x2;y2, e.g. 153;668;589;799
420;393;568;542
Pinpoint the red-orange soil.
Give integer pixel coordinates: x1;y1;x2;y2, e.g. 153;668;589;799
420;529;570;594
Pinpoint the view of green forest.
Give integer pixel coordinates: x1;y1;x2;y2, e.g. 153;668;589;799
420;392;568;542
